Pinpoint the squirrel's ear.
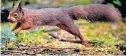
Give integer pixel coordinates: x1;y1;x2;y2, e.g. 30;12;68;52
18;1;22;12
12;1;16;8
18;1;24;15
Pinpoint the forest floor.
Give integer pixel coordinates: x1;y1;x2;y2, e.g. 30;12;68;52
1;20;126;55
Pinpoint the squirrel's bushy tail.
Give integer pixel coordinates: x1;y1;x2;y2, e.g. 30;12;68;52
67;4;122;24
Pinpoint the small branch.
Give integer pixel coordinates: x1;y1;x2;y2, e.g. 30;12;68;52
60;37;81;43
48;33;81;43
43;26;59;32
48;33;59;39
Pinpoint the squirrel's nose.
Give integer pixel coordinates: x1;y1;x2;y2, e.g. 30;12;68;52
7;17;11;20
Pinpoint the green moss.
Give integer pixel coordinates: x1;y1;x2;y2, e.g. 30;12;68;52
75;0;92;5
1;20;125;54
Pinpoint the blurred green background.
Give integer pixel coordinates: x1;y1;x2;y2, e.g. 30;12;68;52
1;0;126;22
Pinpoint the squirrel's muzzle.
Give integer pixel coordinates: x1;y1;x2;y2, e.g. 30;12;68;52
7;17;16;23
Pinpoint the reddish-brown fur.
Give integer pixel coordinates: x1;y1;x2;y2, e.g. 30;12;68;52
8;2;121;47
68;4;122;24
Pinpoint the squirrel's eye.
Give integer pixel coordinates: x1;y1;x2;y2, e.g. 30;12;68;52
14;13;18;17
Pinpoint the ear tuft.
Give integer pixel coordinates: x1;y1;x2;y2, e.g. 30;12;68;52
12;1;16;8
18;1;22;10
18;1;24;15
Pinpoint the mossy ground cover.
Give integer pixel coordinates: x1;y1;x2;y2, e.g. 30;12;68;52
1;20;126;55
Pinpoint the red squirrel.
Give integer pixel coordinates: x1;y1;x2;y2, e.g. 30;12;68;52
8;2;121;47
